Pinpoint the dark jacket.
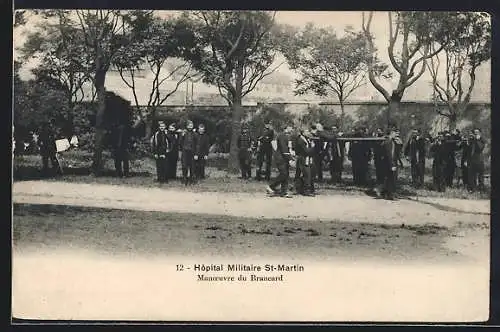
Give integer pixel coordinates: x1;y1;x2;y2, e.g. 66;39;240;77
382;137;402;170
195;132;210;156
258;128;274;152
113;124;131;151
151;130;169;155
274;132;291;164
180;130;197;152
38;126;57;156
166;131;179;153
404;136;426;163
468;137;485;165
430;141;447;168
237;133;253;151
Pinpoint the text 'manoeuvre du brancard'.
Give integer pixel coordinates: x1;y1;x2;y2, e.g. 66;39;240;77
177;263;305;282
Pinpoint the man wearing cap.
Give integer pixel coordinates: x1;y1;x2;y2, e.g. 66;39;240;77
310;123;326;183
430;132;447;192
374;127;402;200
179;120;197;185
237;124;254;179
166;123;179;180
443;130;459;187
151;121;169;183
255;124;274;181
404;128;426;187
294;128;315;196
266;126;293;198
194;123;210;181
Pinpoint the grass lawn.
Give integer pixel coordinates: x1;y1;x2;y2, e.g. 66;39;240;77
12;203;489;263
13;150;490;200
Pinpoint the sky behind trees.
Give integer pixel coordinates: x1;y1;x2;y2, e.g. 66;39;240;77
13;10;491;103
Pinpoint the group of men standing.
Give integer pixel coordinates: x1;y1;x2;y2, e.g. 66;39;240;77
150;120;209;185
429;128;486;193
258;124;405;200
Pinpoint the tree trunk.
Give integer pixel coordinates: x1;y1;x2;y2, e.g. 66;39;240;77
228;61;244;174
448;112;458;131
387;92;403;129
91;68;107;176
339;101;345;132
228;96;243;174
144;107;156;139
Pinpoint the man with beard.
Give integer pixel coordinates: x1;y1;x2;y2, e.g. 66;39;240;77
179;120;197;185
237;124;254;180
294;128;316;196
194;123;210;181
404;129;427;187
266;126;293;198
151;121;169;183
255;124;274;181
166;123;179;180
374;127;402;200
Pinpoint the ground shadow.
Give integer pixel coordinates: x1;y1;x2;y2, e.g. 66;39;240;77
13;166;151;181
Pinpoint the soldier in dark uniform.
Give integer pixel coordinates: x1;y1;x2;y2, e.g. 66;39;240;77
374;127;402;200
151;121;169;183
194;123;210;180
404;129;426;188
348;127;369;186
373;128;386;187
325;126;343;184
294;128;316;196
179;120;197;185
458;132;472;188
467;128;486;192
266;126;293;198
430;132;447;192
166;124;179;180
310;124;326;183
443;130;459;187
237;124;253;179
38;121;62;177
255;124;274;181
112;121;131;178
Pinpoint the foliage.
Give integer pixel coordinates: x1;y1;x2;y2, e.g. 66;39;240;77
113;14;200;112
187;11;281;104
247;104;295;137
282;24;371;107
299;105;355;132
20;11;94;107
361;11;453;105
427;12;491;128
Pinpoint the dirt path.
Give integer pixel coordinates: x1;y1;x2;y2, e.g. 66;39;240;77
13;181;490;226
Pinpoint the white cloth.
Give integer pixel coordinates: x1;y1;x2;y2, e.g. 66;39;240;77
55;138;70;152
70;135;79;147
271;139;278;151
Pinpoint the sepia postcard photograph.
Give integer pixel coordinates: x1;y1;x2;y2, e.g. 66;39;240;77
11;8;492;323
